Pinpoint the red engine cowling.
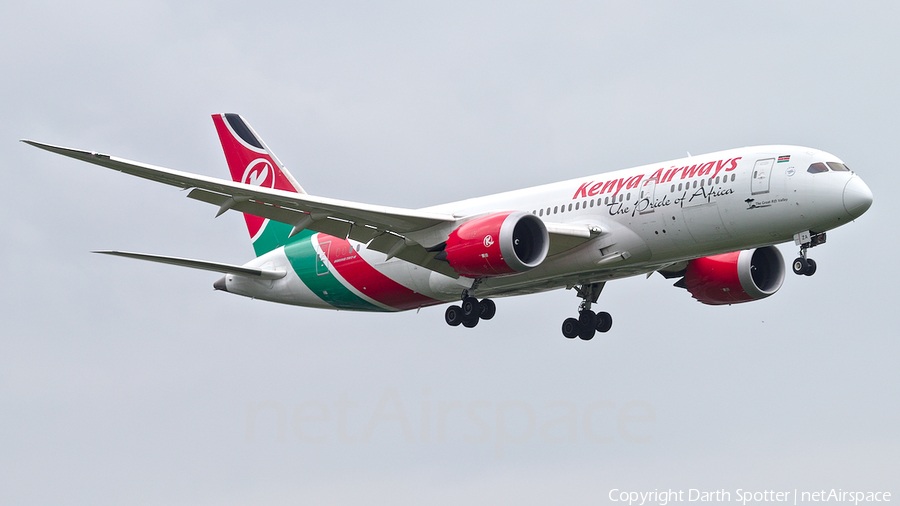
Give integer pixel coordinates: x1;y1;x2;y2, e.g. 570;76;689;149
442;211;549;277
682;246;785;305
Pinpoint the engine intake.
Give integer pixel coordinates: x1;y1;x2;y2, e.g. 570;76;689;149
681;246;785;305
442;211;549;277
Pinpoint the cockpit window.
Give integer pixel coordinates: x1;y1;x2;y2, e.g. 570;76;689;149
827;162;850;172
807;162;828;173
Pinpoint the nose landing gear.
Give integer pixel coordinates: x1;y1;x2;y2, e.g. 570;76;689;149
792;230;826;276
791;256;817;276
561;282;612;340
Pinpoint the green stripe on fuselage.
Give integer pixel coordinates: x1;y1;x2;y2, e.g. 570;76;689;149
252;220;294;257
283;230;385;312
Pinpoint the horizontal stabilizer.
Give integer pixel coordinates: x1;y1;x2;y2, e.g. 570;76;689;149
94;250;286;279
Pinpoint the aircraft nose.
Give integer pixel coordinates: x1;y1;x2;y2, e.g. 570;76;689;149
842;176;873;219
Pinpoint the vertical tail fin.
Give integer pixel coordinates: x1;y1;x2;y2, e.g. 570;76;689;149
212;113;306;256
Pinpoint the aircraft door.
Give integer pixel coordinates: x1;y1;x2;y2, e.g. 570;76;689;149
639;178;657;214
751;158;774;195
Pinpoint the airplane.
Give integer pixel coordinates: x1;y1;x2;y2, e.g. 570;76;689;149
23;114;873;340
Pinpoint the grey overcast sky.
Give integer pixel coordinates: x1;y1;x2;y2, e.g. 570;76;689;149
2;2;898;505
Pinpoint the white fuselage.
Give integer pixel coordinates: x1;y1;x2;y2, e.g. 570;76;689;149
227;145;870;310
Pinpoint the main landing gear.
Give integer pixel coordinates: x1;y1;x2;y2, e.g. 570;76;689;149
445;287;496;329
561;282;612;341
792;231;826;276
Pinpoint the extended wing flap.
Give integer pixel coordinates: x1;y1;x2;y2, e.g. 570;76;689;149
94;250;286;279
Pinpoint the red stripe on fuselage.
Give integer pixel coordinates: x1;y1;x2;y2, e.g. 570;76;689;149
317;234;441;310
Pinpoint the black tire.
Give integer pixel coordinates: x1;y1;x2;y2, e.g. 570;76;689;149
804;258;817;276
445;305;463;326
562;318;580;339
578;325;595;341
596;311;613;333
462;315;479;328
578;310;597;330
480;299;496;320
461;297;481;318
792;257;808;275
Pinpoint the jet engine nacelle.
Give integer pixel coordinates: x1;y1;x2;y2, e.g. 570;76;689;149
442;211;549;277
682;246;785;305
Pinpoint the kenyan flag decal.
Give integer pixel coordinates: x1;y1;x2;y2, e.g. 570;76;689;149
777;155;791;163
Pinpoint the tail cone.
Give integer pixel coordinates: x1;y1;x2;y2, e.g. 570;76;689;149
213;276;228;292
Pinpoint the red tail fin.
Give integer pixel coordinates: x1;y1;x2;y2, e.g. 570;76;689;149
212;113;305;243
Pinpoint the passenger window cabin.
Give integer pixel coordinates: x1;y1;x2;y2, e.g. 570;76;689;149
529;171;747;222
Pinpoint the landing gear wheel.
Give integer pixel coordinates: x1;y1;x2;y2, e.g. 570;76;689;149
445;305;463;326
564;282;609;340
461;297;481;318
479;299;496;320
578;310;598;330
562;318;580;339
448;291;496;329
804;258;817;276
792;257;809;275
578;324;596;341
595;311;613;333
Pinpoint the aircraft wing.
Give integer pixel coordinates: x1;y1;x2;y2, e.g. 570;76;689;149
25;140;599;277
23;141;454;233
